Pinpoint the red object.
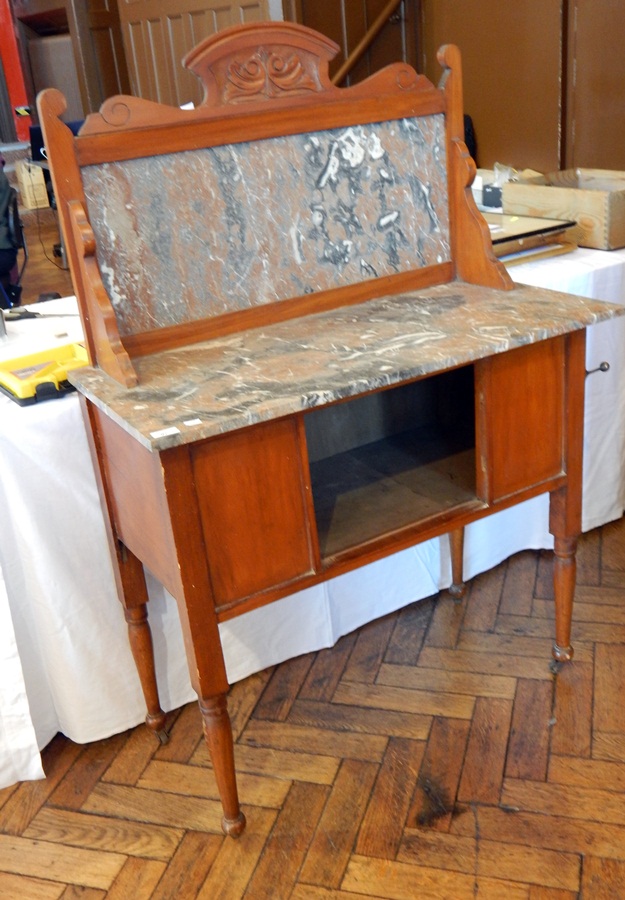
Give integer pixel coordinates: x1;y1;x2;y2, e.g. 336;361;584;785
0;0;30;142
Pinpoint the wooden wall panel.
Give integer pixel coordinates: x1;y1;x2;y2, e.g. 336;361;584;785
85;0;131;103
564;0;625;169
117;0;273;106
418;0;564;172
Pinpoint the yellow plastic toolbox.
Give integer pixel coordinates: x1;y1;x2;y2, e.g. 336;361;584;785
0;343;89;405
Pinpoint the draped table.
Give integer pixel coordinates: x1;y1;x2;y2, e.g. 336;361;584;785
2;247;624;789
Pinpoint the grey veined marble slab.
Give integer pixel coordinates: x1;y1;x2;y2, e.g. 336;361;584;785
82;116;450;337
70;281;625;451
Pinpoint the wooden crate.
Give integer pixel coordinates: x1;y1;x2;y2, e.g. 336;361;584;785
502;169;625;250
15;160;49;210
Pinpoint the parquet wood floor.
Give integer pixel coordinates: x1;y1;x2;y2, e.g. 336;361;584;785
1;518;624;899
15;205;74;305
3;214;625;898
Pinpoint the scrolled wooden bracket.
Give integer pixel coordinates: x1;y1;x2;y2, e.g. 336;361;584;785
68;200;138;387
437;45;513;291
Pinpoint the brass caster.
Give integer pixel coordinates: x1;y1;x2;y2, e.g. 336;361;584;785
552;642;574;663
448;582;466;602
222;811;246;837
145;711;170;743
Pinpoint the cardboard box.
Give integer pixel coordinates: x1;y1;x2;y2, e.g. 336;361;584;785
502;169;625;250
15;160;49;210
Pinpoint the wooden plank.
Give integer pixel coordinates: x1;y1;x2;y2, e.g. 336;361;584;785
138;760;290;809
461;565;506;633
457;631;584;661
580;856;625;899
105;858;167;900
240;720;388;762
407;716;470;830
502;778;625;826
378;662;517;699
551;661;593;757
0;834;125;890
253;653;315;721
299;759;379;888
496;613;625;647
146;831;221;900
342;854;528;899
548;755;625;792
0;872;65;900
594;644;625;734
575;524;602;587
602;518;625;574
299;634;358;702
500;551;539;617
151;702;203;765
227;671;274;741
192;741;340;785
384;598;435;666
101;714;179;783
81;784;225;833
505;679;553;781
399;828;580;891
288;698;432;740
333;680;475;719
195;807;278;900
418;647;554;680
341;614;397;684
451;803;625;861
593;732;625;763
422;593;466;650
244;782;329;899
457;697;513;804
355;738;425;858
23;807;182;862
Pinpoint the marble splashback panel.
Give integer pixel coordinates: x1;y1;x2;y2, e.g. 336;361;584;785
82;115;450;337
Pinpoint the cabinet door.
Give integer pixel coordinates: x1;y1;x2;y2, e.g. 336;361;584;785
192;417;315;610
477;337;565;503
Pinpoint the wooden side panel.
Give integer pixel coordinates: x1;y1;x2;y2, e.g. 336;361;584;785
477;337;565;503
90;406;181;595
192;417;315;608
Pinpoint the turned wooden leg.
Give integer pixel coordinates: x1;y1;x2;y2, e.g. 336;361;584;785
124;604;168;740
199;694;246;837
448;527;466;600
552;535;576;662
78;399;168;742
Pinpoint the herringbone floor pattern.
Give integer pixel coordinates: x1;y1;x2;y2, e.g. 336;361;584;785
1;515;625;899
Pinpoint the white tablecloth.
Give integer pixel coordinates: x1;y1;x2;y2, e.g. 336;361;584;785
2;248;625;789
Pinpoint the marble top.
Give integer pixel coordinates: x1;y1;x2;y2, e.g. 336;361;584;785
70;281;625;451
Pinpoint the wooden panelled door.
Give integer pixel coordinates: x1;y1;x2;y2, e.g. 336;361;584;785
84;0;131;107
116;0;274;107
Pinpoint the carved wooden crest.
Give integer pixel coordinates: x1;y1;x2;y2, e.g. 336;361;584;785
183;22;338;107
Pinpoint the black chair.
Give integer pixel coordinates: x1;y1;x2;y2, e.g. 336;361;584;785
0;187;28;309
